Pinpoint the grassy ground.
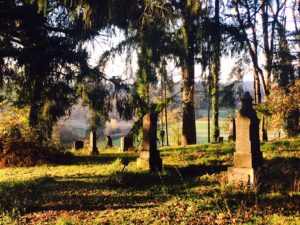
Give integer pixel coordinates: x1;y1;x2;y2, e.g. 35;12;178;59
0;138;299;224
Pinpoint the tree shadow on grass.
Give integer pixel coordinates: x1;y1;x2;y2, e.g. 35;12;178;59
61;154;138;166
261;157;300;192
1;160;226;215
30;186;160;212
262;139;300;152
164;163;228;178
261;194;300;214
0;175;164;213
2;168;220;214
264;156;300;171
26;175;171;213
218;156;300;215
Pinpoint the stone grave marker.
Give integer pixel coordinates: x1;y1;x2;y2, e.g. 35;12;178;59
228;92;263;185
228;118;236;141
160;130;165;147
120;136;134;152
74;140;84;150
217;136;224;143
137;112;162;171
90;131;99;155
106;136;113;148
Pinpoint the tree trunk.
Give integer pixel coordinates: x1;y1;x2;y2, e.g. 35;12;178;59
181;1;197;145
182;62;196;145
286;109;300;137
234;1;266;101
260;115;268;142
211;0;220;142
261;1;272;95
164;82;169;146
253;69;261;104
260;1;271;141
208;83;211;143
292;0;300;80
29;73;41;128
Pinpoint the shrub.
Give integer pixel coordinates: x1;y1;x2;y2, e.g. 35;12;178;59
0;104;70;167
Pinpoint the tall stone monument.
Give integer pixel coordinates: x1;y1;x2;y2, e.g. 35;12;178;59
74;140;84;150
228;92;263;184
228;118;236;141
137;112;162;171
106;136;113;148
90;131;99;155
120;136;134;152
217;136;224;143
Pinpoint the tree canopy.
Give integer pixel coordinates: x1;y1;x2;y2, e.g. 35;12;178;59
0;0;299;144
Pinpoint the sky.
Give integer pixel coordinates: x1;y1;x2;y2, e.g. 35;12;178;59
84;2;297;88
83;0;298;88
84;33;251;86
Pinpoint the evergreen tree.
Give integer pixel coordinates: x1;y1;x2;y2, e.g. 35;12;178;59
273;17;299;137
0;0;91;139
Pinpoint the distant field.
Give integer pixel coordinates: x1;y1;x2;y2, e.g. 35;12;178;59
167;119;228;146
98;119;229;148
97;108;279;148
197;108;234;119
76;108;234;148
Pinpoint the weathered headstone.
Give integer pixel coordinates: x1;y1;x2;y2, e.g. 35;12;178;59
160;130;165;147
74;140;84;150
120;137;125;151
228;92;263;184
120;136;134;152
106;136;113;148
137;113;163;171
90;131;99;155
228;118;236;141
217;136;224;143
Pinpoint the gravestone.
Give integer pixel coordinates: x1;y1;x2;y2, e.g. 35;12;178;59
228;118;236;141
74;140;84;150
106;136;113;148
137;112;162;171
228;92;263;184
217;136;224;143
160;130;165;147
90;131;99;155
120;136;133;152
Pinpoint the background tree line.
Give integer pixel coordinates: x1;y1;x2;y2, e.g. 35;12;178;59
0;0;299;149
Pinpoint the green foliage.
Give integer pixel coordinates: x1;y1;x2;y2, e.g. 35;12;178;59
135;41;157;104
0;0;92;139
267;80;300;136
0;102;69;167
0;104;44;145
273;19;295;89
0;208;25;225
87;111;106;137
54;216;74;225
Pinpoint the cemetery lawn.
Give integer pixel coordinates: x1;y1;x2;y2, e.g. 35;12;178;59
0;138;300;225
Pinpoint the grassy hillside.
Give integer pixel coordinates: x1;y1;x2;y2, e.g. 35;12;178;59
0;138;299;224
